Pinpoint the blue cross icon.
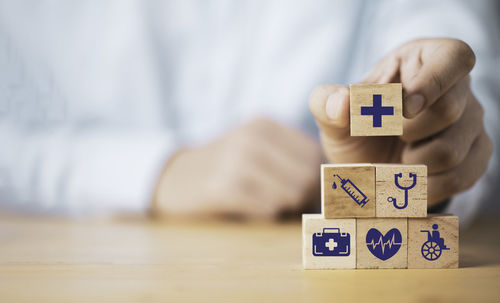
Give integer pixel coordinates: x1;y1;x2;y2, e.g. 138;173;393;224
361;94;394;127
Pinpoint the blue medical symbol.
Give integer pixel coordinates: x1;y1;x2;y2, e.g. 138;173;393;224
420;224;450;261
312;228;351;256
366;228;402;260
387;172;417;209
361;94;394;127
332;174;369;207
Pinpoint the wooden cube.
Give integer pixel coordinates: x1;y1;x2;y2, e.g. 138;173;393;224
356;218;407;269
321;164;375;218
375;164;427;217
302;214;356;269
350;83;403;136
408;215;459;268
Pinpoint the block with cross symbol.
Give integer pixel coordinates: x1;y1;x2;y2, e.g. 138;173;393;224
408;214;459;268
302;214;356;269
350;83;403;136
375;164;427;217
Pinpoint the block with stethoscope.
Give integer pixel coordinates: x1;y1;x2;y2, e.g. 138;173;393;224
375;164;428;218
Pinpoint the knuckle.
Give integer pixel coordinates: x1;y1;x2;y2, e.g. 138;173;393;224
480;132;493;164
474;99;485;120
485;134;493;157
437;96;463;124
431;71;446;93
434;139;462;169
465;97;485;131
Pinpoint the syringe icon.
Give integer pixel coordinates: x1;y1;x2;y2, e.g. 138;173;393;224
332;174;369;207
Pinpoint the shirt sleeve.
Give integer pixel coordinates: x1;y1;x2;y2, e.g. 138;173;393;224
349;0;500;224
0;124;177;216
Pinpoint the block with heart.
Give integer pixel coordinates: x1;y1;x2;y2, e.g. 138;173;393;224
350;83;403;136
408;214;459;268
356;218;408;269
321;164;375;218
375;164;427;217
302;214;356;269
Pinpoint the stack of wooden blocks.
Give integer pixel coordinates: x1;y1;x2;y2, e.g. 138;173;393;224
302;84;459;269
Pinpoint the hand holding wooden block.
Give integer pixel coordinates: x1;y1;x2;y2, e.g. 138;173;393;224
304;82;458;270
350;83;403;136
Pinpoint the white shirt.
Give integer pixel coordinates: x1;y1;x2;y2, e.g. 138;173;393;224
0;0;498;224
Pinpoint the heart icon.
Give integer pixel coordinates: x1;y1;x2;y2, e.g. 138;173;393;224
365;228;402;260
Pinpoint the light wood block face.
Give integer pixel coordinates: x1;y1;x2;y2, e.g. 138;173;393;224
350;83;403;136
408;215;459;268
302;214;356;269
375;164;427;217
321;164;375;218
356;218;407;269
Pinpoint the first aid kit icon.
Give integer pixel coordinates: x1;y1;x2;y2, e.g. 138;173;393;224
312;228;351;256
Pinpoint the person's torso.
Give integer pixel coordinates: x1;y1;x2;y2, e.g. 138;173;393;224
0;0;366;143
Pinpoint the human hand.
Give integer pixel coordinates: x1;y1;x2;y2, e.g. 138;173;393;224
153;118;322;220
309;38;492;207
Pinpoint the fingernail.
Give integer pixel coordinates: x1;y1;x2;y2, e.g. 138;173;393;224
405;94;425;117
326;91;346;122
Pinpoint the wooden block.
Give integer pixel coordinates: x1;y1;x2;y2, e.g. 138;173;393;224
408;215;459;268
375;164;427;217
322;164;375;218
302;214;356;269
356;218;408;269
350;83;403;136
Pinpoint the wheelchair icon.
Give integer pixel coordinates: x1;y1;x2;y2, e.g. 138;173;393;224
420;224;450;261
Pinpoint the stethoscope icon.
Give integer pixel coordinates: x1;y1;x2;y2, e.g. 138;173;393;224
387;173;417;209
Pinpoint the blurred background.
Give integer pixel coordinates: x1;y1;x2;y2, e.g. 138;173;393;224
0;0;499;224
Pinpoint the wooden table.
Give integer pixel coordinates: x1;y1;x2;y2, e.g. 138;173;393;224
0;215;499;302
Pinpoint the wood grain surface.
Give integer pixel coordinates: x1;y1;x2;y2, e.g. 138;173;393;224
0;214;498;303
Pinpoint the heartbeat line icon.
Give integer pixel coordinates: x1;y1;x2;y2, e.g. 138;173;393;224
366;233;402;254
365;228;403;260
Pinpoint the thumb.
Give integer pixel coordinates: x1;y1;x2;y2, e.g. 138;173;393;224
309;84;350;140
